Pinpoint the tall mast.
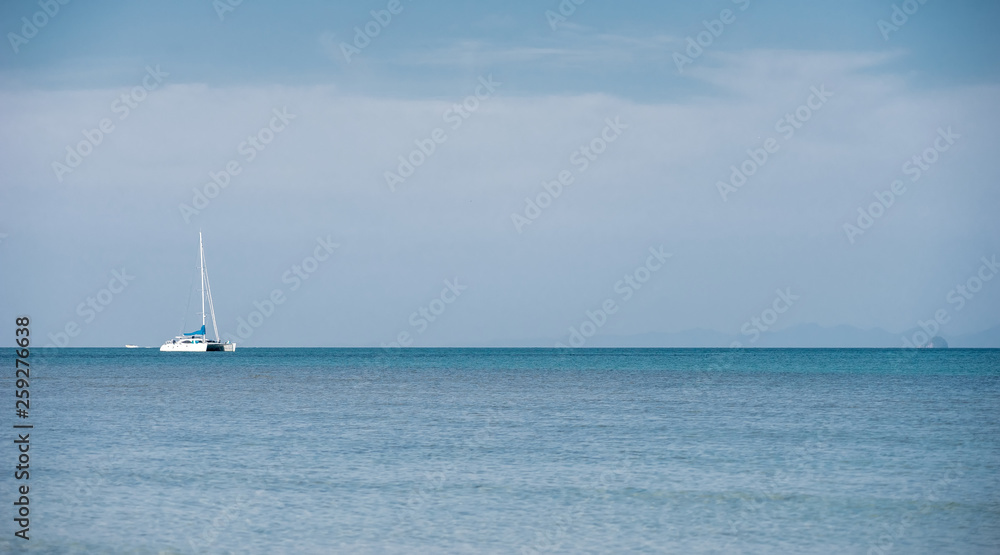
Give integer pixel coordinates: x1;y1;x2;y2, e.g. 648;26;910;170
199;231;206;332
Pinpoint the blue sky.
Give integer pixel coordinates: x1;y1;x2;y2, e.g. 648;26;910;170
2;0;999;346
3;1;999;94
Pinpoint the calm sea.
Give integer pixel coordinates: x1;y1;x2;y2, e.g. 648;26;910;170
2;348;998;554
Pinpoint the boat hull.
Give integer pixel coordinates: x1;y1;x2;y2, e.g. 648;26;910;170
160;340;235;352
160;342;208;352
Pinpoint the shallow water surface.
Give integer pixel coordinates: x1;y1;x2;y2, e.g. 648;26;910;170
3;348;999;553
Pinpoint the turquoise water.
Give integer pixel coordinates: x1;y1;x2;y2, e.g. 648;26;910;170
2;348;999;553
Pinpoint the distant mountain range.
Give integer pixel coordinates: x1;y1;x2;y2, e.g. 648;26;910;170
505;324;1000;348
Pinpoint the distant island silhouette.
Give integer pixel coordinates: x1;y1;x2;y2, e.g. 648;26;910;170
928;336;950;349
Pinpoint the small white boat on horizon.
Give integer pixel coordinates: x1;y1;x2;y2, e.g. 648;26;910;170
160;232;236;353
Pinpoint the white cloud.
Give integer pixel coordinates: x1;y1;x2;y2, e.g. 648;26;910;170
1;49;998;345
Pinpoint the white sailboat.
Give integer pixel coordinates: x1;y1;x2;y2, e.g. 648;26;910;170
160;232;236;352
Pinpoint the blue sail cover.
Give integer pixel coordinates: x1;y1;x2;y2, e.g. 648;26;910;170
183;325;206;336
